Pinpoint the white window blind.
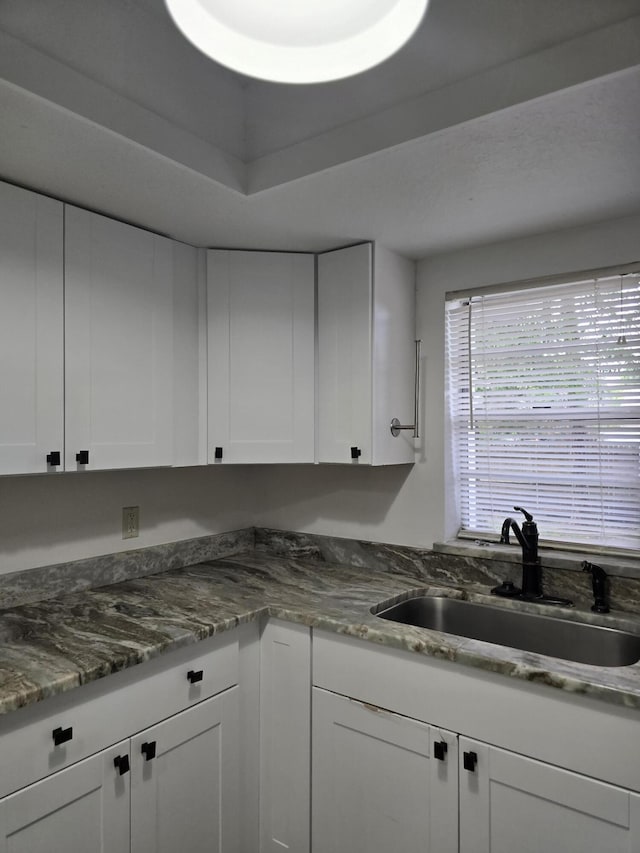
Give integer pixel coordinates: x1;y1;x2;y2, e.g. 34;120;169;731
446;273;640;551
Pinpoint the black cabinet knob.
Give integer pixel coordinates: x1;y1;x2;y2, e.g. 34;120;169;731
463;750;478;772
75;450;89;464
350;446;362;459
141;741;157;761
214;447;223;460
52;726;73;746
46;451;61;466
114;754;130;775
187;669;203;684
434;740;448;761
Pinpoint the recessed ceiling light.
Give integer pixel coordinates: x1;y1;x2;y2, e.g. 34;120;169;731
165;0;429;84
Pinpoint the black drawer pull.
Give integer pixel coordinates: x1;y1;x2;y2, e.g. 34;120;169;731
46;451;61;466
187;669;203;684
113;755;130;775
434;740;448;761
76;450;89;465
463;750;478;772
350;446;362;459
141;741;156;761
214;446;223;460
52;726;73;746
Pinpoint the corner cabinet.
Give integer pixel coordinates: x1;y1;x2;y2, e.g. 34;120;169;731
0;182;64;475
65;206;174;471
207;250;315;464
317;242;417;465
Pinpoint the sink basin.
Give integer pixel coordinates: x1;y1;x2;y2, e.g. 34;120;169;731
373;595;640;667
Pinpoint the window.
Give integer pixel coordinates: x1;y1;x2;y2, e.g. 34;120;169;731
446;271;640;551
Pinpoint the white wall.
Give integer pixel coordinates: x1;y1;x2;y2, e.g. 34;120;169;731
253;212;640;549
0;466;258;575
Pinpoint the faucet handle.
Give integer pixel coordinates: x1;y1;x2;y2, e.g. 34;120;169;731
514;506;534;522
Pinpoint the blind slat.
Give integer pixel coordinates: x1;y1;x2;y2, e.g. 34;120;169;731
446;273;640;550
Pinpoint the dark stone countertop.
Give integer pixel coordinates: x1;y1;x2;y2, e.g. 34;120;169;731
1;550;640;716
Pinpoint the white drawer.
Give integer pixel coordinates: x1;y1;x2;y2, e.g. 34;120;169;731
0;629;238;797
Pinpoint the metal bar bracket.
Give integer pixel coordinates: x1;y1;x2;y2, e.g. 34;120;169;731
390;339;421;438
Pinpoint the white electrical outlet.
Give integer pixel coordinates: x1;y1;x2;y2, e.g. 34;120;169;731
122;506;139;539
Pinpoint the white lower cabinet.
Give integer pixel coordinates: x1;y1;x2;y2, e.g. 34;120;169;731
259;620;311;853
0;691;239;853
0;631;242;853
131;688;239;853
312;687;458;853
0;741;130;853
312;688;640;853
3;622;640;853
311;631;640;853
460;738;640;853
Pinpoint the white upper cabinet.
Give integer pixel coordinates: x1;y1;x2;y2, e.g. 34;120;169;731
65;206;174;470
207;250;315;464
172;241;207;468
0;182;64;475
317;242;416;465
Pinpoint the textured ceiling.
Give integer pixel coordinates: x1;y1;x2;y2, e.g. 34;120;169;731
0;0;639;256
243;0;640;159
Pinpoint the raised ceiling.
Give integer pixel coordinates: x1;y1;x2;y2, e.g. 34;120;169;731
0;0;639;256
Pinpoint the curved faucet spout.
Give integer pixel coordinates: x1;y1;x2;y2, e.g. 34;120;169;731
500;518;527;551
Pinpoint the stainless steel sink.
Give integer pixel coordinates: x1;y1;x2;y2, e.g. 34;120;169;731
373;595;640;667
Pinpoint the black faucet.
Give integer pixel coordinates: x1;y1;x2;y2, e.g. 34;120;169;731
500;506;542;597
492;506;573;607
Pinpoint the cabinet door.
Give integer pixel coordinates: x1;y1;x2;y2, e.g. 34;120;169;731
65;206;173;470
207;250;315;463
459;737;640;853
317;243;373;464
0;741;130;853
0;182;64;475
260;620;311;853
371;245;416;465
312;687;458;853
131;687;239;853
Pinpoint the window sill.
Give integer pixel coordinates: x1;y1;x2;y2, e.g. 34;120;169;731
433;540;640;581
